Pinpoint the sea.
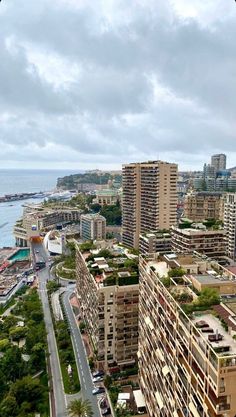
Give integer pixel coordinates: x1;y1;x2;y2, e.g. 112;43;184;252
0;169;79;248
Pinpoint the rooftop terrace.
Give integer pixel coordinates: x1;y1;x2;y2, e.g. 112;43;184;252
142;254;236;358
193;313;236;355
83;246;139;287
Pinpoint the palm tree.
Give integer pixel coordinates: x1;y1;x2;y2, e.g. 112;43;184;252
68;399;93;417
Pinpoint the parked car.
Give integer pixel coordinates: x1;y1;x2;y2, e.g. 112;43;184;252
92;376;104;383
92;387;105;395
102;408;111;416
92;370;104;378
99;398;107;409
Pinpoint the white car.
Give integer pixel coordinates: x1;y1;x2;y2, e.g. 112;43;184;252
92;375;104;383
92;387;105;395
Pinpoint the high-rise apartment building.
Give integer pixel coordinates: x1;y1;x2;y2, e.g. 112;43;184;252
184;192;224;222
223;193;236;260
211;154;227;171
80;213;106;241
76;246;139;370
122;161;178;249
139;254;236;417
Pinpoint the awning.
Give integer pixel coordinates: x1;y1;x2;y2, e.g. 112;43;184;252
155;391;164;410
162;365;170;377
145;316;154;330
156;348;164;362
118;393;130;400
133;390;146;409
189;402;201;417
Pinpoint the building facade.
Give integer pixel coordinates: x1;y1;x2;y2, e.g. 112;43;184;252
139;254;236;417
184;192;224;222
171;226;226;259
139;231;172;255
122;161;178;249
223;193;236;260
80;213;106;241
93;189;120;206
76;248;139;370
211;154;227;171
14;206;81;246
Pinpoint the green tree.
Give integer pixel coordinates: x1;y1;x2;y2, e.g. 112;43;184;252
68;399;93;417
2;316;18;333
124;258;138;270
9;326;28;342
10;376;43;408
88;356;95;370
0;339;10;351
97;249;113;258
104;375;112;389
29;342;46;371
116;403;132;417
0;369;8;402
100;201;122;225
90;203;101;213
0;395;18;417
79;322;86;333
47;280;60;294
168;267;185;278
79;241;95;253
197;287;220;307
1;346;24;382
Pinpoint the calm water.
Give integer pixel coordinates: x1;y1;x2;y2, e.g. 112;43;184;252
0;169;79;247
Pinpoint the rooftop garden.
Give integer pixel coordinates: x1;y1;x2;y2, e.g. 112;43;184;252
87;250;139;286
181;287;220;315
79;241;96;253
179;218;223;230
103;274;139;287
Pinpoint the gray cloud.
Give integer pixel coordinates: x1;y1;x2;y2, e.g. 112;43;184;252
0;0;236;170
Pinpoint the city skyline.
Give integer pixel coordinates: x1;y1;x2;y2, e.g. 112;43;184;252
0;0;235;170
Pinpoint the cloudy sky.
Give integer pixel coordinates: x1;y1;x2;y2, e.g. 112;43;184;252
0;0;235;171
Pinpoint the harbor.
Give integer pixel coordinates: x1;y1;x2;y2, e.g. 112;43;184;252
0;191;46;203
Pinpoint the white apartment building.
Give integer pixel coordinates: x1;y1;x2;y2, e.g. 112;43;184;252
80;213;106;241
224;193;236;260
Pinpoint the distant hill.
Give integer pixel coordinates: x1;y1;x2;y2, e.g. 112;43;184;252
57;171;122;190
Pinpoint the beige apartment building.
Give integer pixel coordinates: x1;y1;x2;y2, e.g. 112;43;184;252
14;206;81;246
184;192;224;222
76;247;139;370
122;161;178;249
139;231;172;255
171;225;226;259
139;254;236;417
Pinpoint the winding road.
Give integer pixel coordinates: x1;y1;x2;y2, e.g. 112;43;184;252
32;242;101;417
62;291;102;416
